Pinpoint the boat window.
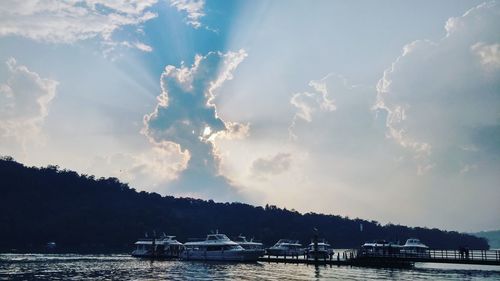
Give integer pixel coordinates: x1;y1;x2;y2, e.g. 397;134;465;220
207;246;223;251
217;234;228;240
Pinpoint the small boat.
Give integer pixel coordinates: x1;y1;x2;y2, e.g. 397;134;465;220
181;233;262;261
46;241;57;251
307;240;334;260
266;239;303;256
132;234;183;258
401;238;430;257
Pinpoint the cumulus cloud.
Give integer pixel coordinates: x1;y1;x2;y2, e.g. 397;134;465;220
289;74;338;140
142;50;248;200
169;0;205;29
0;57;58;148
288;73;389;185
471;42;500;68
284;1;500;230
290;75;336;122
0;0;158;52
251;153;292;179
375;1;500;173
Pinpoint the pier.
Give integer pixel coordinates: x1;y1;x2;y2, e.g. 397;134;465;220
258;249;500;267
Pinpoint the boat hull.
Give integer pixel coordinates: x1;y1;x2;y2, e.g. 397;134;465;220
266;248;303;257
132;247;182;259
131;250;181;259
181;249;262;262
307;250;330;260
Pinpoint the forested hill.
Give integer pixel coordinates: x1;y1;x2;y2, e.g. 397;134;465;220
0;157;489;253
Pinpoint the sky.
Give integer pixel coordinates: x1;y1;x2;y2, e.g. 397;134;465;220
0;0;499;232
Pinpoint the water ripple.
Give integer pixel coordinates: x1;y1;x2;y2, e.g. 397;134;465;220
0;254;499;280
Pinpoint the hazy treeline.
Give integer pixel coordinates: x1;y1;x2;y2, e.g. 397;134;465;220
0;157;489;253
472;230;500;249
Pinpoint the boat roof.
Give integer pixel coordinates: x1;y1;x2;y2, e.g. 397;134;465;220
308;242;331;247
362;240;401;247
234;235;249;242
184;233;239;246
134;236;182;245
134;239;183;245
404;238;429;248
273;239;302;246
234;235;263;245
238;241;263;246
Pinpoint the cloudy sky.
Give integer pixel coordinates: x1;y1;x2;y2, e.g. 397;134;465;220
1;0;499;232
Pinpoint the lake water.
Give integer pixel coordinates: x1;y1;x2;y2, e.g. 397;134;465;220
1;254;499;280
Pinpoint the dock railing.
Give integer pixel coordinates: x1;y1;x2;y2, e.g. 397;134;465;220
355;249;500;264
427;249;500;262
259;249;500;266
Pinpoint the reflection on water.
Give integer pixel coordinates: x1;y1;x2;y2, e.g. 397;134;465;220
1;254;499;280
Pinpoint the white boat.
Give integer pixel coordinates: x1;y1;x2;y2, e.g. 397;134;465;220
360;240;402;256
307;241;334;260
401;238;430;257
234;235;265;255
181;233;262;261
132;234;183;258
266;239;303;256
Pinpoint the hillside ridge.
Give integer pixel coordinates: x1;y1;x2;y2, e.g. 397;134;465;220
0;156;489;252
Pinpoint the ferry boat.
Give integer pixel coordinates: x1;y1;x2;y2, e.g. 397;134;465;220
307;240;334;260
266;239;303;256
401;238;430;257
181;233;263;261
132;234;183;258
